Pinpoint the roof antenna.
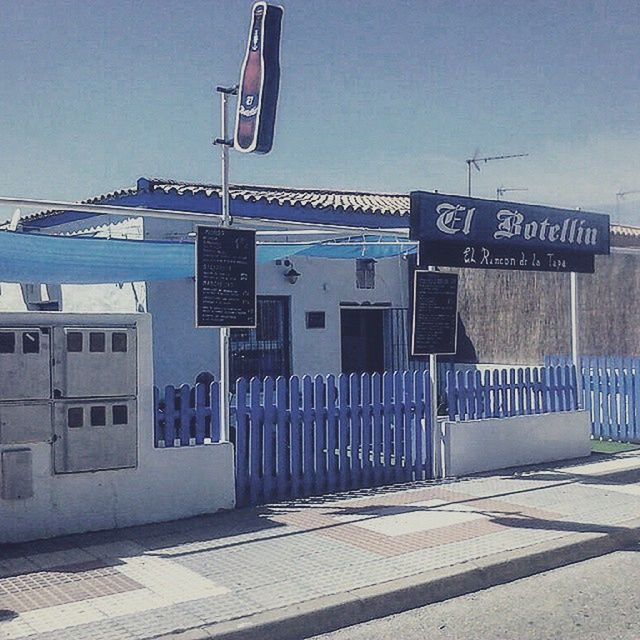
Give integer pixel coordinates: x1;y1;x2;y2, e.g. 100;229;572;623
465;151;529;197
496;186;528;201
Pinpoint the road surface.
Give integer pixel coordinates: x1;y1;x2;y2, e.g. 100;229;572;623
311;543;640;640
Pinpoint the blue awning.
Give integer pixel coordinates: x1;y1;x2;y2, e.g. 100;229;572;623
0;231;416;284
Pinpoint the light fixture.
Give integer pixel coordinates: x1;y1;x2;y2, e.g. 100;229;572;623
283;259;300;285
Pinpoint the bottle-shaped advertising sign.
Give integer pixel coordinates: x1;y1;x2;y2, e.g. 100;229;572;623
234;2;283;154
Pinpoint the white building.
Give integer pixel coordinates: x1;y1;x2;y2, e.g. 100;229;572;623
2;178;418;387
3;176;639;386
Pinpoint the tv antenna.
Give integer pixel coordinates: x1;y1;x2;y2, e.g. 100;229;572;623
616;189;640;215
466;152;529;197
496;186;528;201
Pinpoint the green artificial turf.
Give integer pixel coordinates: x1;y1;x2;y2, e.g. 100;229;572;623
591;440;640;454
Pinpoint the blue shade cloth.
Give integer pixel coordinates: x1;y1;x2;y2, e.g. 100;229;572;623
0;231;416;284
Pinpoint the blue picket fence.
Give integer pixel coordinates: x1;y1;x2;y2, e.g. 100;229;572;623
445;365;578;421
154;363;579;507
546;355;640;442
154;382;221;446
232;371;432;506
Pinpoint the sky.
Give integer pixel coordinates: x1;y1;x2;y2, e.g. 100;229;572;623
0;0;639;222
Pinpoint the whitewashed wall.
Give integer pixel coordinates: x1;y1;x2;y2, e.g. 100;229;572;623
438;411;592;477
1;214;413;386
0;312;235;543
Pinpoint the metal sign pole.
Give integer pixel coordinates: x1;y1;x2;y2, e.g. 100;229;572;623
570;271;582;409
429;347;441;479
216;85;237;442
420;259;441;480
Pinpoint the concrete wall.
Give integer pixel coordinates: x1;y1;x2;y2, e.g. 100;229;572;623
439;410;592;477
0;312;235;544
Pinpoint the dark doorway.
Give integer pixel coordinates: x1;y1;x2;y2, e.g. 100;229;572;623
340;308;384;374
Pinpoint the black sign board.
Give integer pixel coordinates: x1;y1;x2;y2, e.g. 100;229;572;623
411;270;458;356
420;241;595;274
196;226;256;328
410;191;610;256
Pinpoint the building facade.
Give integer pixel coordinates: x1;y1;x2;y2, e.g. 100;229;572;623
2;177;640;386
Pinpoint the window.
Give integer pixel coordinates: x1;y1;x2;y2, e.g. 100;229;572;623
230;296;291;382
112;405;128;425
68;407;84;428
89;332;105;352
112;332;128;352
22;331;40;354
67;332;83;352
306;311;326;329
356;259;376;289
90;406;106;426
0;332;15;354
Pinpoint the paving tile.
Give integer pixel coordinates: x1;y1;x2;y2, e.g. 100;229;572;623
4;454;640;639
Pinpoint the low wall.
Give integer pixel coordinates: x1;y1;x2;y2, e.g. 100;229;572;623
440;410;591;477
0;312;236;544
0;441;235;543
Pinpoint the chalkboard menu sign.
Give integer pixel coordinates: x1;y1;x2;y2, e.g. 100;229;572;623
196;226;256;328
411;270;458;356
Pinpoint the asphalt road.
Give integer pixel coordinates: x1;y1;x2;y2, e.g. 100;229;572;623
309;543;640;640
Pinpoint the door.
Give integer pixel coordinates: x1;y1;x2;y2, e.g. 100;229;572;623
340;308;384;374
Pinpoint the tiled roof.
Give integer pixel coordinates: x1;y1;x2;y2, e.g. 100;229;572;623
17;177;640;241
611;223;640;238
143;179;409;217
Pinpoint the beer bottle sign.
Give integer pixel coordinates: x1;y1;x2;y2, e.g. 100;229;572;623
234;2;283;154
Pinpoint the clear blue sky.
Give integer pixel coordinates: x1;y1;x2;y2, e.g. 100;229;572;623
1;0;639;220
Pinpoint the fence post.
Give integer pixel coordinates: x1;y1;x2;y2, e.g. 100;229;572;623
194;382;206;444
445;368;457;421
326;374;339;493
302;375;315;496
314;375;327;495
289;375;303;498
235;378;249;507
393;372;404;483
153;386;161;446
371;372;384;486
382;372;394;484
262;377;276;502
276;376;289;501
413;370;425;481
249;377;263;506
361;373;373;487
163;385;177;447
350;373;363;489
338;374;350;491
403;370;415;482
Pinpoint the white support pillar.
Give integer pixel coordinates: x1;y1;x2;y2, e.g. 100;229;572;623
570;271;582;409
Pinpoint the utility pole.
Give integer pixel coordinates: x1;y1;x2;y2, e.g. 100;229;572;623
466;152;529;197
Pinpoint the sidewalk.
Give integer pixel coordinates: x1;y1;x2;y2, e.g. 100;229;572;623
3;451;640;640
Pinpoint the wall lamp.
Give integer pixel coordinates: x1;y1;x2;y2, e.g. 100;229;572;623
283;259;301;285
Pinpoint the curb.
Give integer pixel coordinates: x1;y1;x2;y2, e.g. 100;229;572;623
155;517;640;640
